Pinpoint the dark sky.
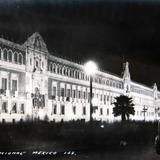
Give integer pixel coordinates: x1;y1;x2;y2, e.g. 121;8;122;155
0;0;160;87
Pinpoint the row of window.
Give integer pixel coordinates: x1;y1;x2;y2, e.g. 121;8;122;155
131;86;153;97
51;104;110;116
136;110;154;117
0;47;24;64
1;101;25;114
49;62;123;89
51;86;116;104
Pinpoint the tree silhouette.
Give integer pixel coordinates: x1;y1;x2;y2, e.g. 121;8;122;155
113;95;135;123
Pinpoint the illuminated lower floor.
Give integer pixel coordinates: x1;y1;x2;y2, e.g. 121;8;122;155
0;96;157;123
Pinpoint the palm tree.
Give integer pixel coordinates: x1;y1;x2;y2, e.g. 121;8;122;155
113;95;135;123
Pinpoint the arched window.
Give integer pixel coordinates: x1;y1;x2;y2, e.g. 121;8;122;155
50;63;53;71
63;67;67;76
70;69;73;77
19;53;23;64
62;67;65;75
77;71;80;79
84;74;87;81
102;79;105;84
67;68;70;77
8;50;12;62
75;70;78;79
81;73;84;80
59;66;62;74
106;80;109;85
77;71;79;79
116;83;119;88
57;65;59;74
36;61;39;67
53;63;56;73
3;49;7;61
57;65;62;74
14;52;18;63
65;68;68;76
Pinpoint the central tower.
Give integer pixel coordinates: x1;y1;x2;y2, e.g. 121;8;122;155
23;32;49;120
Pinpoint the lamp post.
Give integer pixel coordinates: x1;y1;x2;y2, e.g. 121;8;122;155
84;61;97;123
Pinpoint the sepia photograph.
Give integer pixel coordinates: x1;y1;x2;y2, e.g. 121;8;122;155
0;0;160;159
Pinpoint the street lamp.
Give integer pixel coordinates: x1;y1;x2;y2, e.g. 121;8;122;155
84;61;98;122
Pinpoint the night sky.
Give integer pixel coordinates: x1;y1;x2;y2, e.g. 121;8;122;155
0;0;160;87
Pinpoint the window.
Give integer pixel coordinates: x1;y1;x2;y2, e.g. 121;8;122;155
20;104;25;114
53;64;56;73
12;80;17;94
110;96;112;103
104;95;106;104
36;61;39;67
2;101;7;113
14;52;18;63
67;89;71;97
19;54;23;64
83;107;86;115
107;109;109;115
8;51;12;62
78;91;81;99
72;90;76;98
3;49;7;61
107;96;109;101
61;88;65;97
88;92;90;101
12;102;17;113
52;86;56;97
30;58;32;65
53;104;57;114
2;78;7;90
49;63;52;71
100;108;103;115
73;106;76;115
83;92;86;99
100;94;103;101
60;105;65;115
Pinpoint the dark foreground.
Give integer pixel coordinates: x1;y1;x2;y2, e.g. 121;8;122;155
0;144;159;160
0;121;158;160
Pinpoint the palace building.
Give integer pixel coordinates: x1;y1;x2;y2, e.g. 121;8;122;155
0;32;159;123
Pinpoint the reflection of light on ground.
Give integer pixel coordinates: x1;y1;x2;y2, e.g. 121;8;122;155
100;124;104;128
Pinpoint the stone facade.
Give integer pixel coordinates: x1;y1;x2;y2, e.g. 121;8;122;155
0;32;159;123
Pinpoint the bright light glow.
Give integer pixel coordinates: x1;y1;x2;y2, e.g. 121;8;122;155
100;124;104;128
84;61;97;75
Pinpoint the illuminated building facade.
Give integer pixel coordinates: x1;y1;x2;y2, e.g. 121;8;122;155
0;32;159;123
